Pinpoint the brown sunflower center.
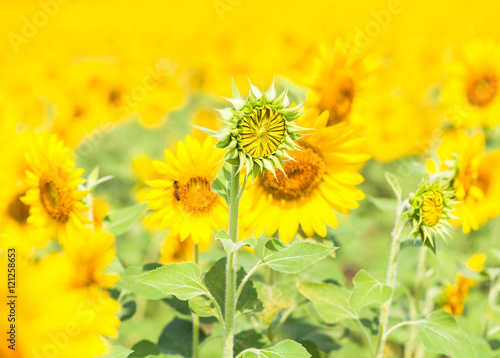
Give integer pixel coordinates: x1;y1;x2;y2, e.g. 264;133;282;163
39;174;72;223
260;142;325;201
240;108;286;158
174;177;219;214
7;193;30;225
319;76;355;125
421;190;444;227
467;73;498;107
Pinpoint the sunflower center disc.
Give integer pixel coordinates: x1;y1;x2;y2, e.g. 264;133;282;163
39;174;72;223
422;190;444;227
175;176;219;214
260;142;326;201
467;73;498;107
318;76;355;125
240;108;286;158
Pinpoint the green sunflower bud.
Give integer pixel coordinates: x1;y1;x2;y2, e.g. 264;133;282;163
404;178;457;249
215;80;306;178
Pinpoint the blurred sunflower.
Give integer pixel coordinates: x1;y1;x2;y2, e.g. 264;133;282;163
443;274;476;316
431;130;500;233
442;39;500;127
304;40;377;126
145;136;227;245
21;134;90;238
243;111;369;242
160;232;211;264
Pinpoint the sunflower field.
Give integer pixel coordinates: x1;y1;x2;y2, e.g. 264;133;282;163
2;1;500;357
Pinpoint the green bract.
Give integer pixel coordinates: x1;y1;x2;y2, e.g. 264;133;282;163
404;178;456;248
214;80;305;178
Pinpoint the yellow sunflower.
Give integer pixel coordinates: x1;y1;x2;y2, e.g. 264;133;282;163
432;130;500;233
243;111;369;242
145;135;227;245
304;39;377;126
442;39;500;127
21;134;90;238
159;232;211;265
443;274;476;316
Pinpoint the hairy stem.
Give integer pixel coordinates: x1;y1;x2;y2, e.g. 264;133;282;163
193;244;200;358
374;209;405;358
222;165;241;358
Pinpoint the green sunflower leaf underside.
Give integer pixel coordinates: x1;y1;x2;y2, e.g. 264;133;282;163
349;270;393;309
417;310;477;358
116;263;164;300
211;162;232;204
216;229;257;254
104;202;148;235
299;282;358;323
237;339;311;358
261;239;337;274
134;262;209;301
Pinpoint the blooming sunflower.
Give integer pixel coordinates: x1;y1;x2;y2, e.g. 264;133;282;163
303;40;377;126
145;135;227;245
442;39;500;127
159;232;211;264
243;110;369;242
21;134;90;238
431;130;500;233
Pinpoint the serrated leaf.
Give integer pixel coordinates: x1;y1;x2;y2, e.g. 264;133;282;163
255;281;296;326
211;162;232;204
130;340;160;358
349;270;393;309
299;282;358;323
238;339;311;358
158;317;207;358
189;295;219;318
117;263;164;300
203;258;262;318
135;262;209;300
234;330;269;357
105;202;148;235
261;240;336;274
385;172;402;203
417;310;477;358
99;346;133;358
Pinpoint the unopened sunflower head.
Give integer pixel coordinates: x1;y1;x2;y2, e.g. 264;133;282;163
404;178;457;248
214;80;305;178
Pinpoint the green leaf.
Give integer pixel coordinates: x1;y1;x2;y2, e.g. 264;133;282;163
211;162;232;205
234;329;269;357
117;263;164;300
192;124;217;136
130;340;160;358
135;262;209;301
417;310;477;358
105;202;148;235
367;196;397;213
254;281;296;326
261;240;336;274
237;339;311;358
189;295;219;318
216;229;257;254
349;270;393;309
203;258;262;318
118;295;137;321
158;317;207;358
99;346;133;358
385;172;402;203
299;282;358;323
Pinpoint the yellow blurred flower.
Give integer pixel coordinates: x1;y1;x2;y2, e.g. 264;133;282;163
243;111;369;242
467;253;487;272
304;40;377;126
433;130;500;233
443;274;476;316
442;39;500;128
21;134;90;239
159;232;211;265
145;136;227;245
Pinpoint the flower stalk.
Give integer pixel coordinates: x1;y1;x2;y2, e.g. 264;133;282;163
193;244;200;358
222;164;241;358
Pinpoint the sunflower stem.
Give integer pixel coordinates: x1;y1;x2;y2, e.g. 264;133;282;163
223;165;241;358
193;244;200;358
374;208;405;358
